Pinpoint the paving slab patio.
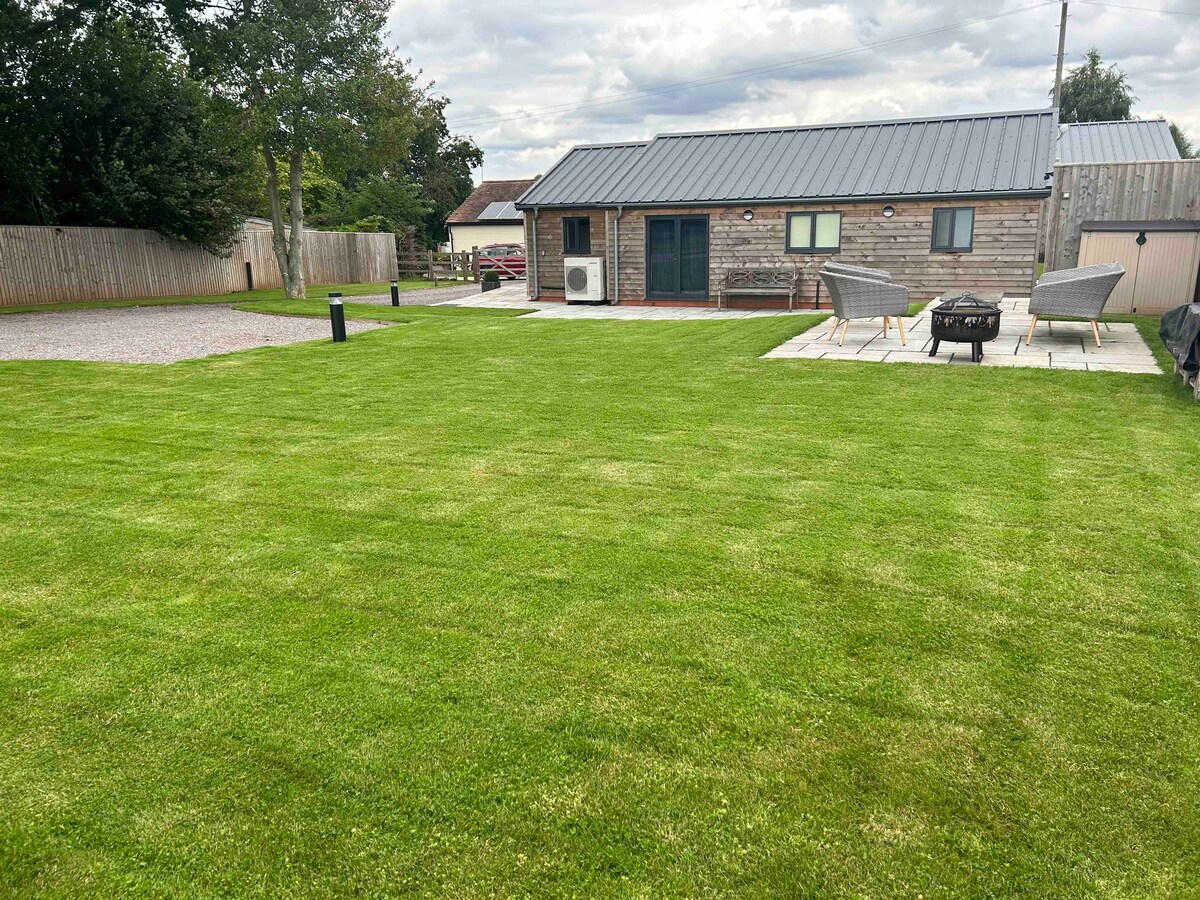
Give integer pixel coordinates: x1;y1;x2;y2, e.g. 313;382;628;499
439;285;813;319
762;297;1161;374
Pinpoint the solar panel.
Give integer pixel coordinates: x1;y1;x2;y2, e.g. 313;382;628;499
478;201;519;220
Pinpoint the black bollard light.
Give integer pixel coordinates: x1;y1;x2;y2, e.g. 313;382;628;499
328;292;347;343
390;280;400;307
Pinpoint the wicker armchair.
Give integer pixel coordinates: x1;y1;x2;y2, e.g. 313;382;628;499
818;270;910;346
822;261;893;282
1026;262;1126;348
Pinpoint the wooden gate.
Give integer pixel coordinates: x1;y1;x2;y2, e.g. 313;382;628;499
397;251;478;285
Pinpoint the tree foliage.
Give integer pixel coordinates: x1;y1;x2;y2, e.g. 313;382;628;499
1;0;483;275
164;0;432;297
1055;48;1136;123
1169;122;1195;159
0;1;257;252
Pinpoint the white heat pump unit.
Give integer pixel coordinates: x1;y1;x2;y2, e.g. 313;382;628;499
564;257;607;304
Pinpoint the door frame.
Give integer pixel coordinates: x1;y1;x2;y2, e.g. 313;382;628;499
644;214;710;300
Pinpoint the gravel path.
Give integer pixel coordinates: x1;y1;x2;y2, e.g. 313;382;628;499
352;281;520;306
0;304;388;364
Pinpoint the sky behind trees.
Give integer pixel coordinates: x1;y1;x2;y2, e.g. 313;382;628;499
387;0;1200;181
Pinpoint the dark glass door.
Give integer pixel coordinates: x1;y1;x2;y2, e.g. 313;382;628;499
646;216;708;299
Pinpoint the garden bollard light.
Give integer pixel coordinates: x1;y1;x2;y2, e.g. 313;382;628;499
329;292;346;343
390;280;399;306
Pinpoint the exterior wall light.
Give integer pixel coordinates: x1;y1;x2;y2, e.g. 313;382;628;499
742;209;754;221
882;205;896;218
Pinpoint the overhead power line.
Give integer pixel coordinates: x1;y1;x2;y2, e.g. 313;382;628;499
448;1;1060;131
1075;0;1200;14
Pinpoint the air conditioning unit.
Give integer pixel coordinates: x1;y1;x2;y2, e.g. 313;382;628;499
564;257;607;304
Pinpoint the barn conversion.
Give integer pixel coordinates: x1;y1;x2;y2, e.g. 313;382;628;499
516;109;1060;307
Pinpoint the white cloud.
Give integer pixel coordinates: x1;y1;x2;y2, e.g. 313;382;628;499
386;0;1200;179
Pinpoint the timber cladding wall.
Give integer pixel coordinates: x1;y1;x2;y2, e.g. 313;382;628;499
529;198;1041;305
0;225;398;307
1045;160;1200;272
524;209;610;298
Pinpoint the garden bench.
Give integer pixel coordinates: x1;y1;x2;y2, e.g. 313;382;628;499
717;268;802;310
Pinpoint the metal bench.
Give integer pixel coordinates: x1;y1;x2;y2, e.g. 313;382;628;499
717;268;802;310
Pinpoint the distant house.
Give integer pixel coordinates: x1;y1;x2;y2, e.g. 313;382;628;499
516;109;1059;307
446;178;539;254
1056;119;1181;164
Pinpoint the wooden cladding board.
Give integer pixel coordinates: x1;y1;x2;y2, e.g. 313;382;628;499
1045;160;1200;272
529;198;1040;304
0;226;398;306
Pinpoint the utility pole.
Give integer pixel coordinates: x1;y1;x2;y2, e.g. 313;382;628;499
1053;1;1069;110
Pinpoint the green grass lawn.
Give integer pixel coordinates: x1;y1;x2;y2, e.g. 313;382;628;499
0;279;451;315
1;304;1199;897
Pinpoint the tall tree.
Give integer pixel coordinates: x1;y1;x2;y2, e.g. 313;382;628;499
1169;122;1195;159
166;0;418;297
0;1;256;252
1055;48;1136;123
406;95;483;248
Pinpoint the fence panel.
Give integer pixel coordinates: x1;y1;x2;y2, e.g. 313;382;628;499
1044;160;1200;271
0;225;399;306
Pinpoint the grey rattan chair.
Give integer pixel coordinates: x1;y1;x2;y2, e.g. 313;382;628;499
1026;262;1126;348
818;270;910;346
822;261;893;282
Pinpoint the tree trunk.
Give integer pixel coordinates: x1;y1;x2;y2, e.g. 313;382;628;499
286;147;306;299
261;142;306;299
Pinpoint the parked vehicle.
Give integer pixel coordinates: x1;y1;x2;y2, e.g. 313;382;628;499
477;244;526;279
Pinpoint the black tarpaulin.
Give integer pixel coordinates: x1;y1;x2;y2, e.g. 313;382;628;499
1159;304;1200;373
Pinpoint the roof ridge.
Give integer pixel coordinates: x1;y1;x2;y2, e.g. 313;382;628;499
1063;118;1168;126
650;108;1055;141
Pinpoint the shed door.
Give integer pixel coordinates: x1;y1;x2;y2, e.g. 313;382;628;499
1079;228;1200;314
1131;233;1200;314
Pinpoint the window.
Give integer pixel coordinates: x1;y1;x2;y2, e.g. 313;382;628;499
931;207;974;252
786;212;841;253
563;217;591;254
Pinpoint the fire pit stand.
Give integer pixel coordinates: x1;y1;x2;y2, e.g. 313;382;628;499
929;293;1003;362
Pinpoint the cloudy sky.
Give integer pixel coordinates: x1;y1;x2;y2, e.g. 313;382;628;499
387;0;1200;181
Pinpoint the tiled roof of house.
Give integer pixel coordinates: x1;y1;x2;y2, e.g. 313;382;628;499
517;109;1058;208
447;179;539;223
1056;119;1180;164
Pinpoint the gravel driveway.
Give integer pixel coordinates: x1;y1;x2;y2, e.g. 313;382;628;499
0;304;388;364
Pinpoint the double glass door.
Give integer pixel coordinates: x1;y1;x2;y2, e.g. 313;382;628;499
646;216;708;299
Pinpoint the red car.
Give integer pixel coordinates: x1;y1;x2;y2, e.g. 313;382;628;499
478;244;526;279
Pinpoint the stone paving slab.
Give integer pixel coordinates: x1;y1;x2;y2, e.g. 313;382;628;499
439;284;817;319
764;296;1161;374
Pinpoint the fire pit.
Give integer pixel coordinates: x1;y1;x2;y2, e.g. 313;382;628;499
929;293;1002;362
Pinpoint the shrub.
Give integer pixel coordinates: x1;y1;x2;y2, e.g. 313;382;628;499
482;270;500;283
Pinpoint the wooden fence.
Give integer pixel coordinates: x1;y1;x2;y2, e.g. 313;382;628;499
1044;160;1200;272
0;225;399;306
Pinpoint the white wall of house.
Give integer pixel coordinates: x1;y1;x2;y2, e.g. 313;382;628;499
448;223;526;253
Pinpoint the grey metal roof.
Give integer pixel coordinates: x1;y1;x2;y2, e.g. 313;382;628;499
1057;120;1181;164
517;110;1057;208
478;201;520;220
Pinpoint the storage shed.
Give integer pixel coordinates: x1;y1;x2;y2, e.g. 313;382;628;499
1078;220;1200;314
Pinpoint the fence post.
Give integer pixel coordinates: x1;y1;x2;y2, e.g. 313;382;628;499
471;248;480;283
428;250;437;287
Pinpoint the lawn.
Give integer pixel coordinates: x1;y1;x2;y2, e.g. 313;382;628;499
0;279;448;315
1;304;1199;897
